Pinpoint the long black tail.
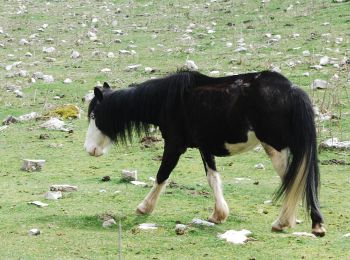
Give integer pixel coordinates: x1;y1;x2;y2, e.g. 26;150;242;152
275;86;323;223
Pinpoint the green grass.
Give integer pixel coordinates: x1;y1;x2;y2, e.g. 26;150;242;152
1;0;350;259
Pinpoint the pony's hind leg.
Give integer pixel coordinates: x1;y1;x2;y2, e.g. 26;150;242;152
200;150;229;223
136;142;184;215
262;144;296;231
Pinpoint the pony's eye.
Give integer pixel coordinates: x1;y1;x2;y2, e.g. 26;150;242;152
90;112;95;120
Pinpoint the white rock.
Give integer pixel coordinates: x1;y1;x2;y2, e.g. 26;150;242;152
234;177;251;182
91;17;98;24
82;91;94;103
19;38;29;45
292;232;316;238
144;67;155;73
209;71;220;77
264;200;272;204
42;24;48;29
303;72;310;77
319;56;329;65
44;57;56;62
103;219;116;228
330;74;339;81
126;64;141;71
29;201;48;208
130;181;146;186
319;138;350;150
18;70;28;77
40;118;66;131
14;90;24;98
175;224;187;235
50;184;78;192
254;163;265;170
21;159;45;172
99;189;107;193
5;65;13;71
207;29;215;34
234;47;247;52
138;223;157;230
42;47;56;53
29;229;40;236
18;112;40;121
185;60;198;71
101;68;111;73
191;218;215;226
335;37;343;44
226;42;233;48
119;49;131;55
33;72;44;79
343;233;350;238
70;50;80;59
43;75;54;83
302;50;311;57
44;191;62;200
311;79;328;90
63;78;72;84
310;65;323;70
107;52;115;58
25;52;33;57
218;229;252;244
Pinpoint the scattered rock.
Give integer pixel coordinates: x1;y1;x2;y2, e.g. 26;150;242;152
234;46;247;52
138;223;157;230
40;118;67;131
21;159;45;172
121;169;137;181
29;201;48;208
103;219;116;228
107;52;115;58
29;229;40;236
343;233;350;238
19;38;29;45
70;50;80;59
292;232;316;238
311;79;328;90
264;200;272;205
191;218;215;226
44;191;62;200
63;78;72;84
185;60;198;71
320;56;329;66
50;184;78;192
254;163;265;170
144;67;155;73
218;229;252;244
126;64;141;71
99;189;107;193
130;181;146;186
48;143;63;148
2;115;18;125
18;112;40;122
102;176;111;182
101;68;111;73
39;133;50;140
175;224;187;235
319;138;350;150
42;46;56;53
43;74;54;83
209;71;220;77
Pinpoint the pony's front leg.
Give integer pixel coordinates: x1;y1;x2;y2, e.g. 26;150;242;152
200;151;229;223
136;142;184;215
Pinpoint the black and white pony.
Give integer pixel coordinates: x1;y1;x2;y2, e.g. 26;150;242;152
84;70;326;236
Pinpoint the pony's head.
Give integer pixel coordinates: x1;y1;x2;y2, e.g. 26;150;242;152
84;82;113;157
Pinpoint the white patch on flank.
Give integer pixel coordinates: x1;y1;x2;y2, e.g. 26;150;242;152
224;131;259;155
206;165;229;223
136;182;166;214
84;119;112;156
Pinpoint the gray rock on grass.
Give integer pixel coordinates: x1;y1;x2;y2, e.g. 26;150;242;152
50;184;78;192
21;159;45;172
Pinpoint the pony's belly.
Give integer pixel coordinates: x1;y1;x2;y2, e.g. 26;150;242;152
224;131;259;155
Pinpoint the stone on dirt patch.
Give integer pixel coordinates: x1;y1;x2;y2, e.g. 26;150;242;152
319;138;350;150
218;229;252;244
21;159;45;172
50;184;78;192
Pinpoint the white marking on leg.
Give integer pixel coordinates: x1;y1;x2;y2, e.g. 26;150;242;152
84;119;112;156
206;165;229;223
224;131;259;155
136;182;166;214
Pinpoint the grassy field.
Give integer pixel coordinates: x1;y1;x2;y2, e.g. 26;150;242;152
1;0;350;259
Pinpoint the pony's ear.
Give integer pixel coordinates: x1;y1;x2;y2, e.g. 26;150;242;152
94;87;103;102
103;82;110;89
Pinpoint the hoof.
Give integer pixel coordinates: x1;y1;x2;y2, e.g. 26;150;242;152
271;219;289;232
208;210;228;224
312;224;326;237
136;203;152;215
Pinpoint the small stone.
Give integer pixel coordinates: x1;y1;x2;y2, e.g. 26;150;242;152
70;50;80;59
19;38;29;45
144;67;155;73
103;219;116;228
226;42;233;48
264;200;272;205
130;181;146;186
63;78;72;84
43;74;54;83
175;224;187;235
42;46;56;53
191;218;215;226
303;72;310;77
126;64;141;71
29;229;40;236
50;184;78;192
138;223;157;230
40;118;65;131
343;233;350;238
107;52;115;58
25;52;33;57
311;79;328;90
102;176;111;182
119;49;131;55
209;71;220;77
82;91;94;103
21;159;45;172
44;191;62;200
302;50;311;57
101;68;111;73
14;90;24;98
254;163;265;170
18;112;40;122
292;232;316;238
121;170;137;181
185;60;198;71
320;56;329;66
234;47;247;52
29;201;48;208
99;189;107;193
33;71;44;79
310;65;323;70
